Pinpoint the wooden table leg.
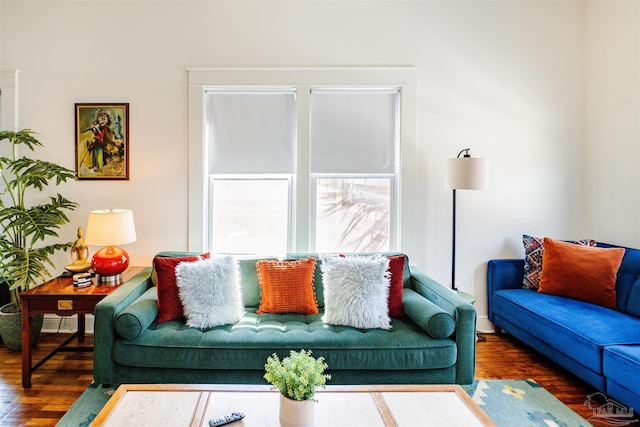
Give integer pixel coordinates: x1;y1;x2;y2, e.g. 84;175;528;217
78;313;85;342
21;300;32;389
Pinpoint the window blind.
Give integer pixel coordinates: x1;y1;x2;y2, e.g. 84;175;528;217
310;88;399;174
206;89;296;174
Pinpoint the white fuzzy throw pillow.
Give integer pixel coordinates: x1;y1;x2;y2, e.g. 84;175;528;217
321;256;391;330
175;256;243;329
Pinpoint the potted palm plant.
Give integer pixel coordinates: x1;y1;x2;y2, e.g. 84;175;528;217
0;129;78;350
264;349;331;427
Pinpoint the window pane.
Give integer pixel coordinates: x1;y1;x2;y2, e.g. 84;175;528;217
315;178;391;252
212;179;289;254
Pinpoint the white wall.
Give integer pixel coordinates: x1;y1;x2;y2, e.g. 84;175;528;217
584;0;640;247
0;0;604;331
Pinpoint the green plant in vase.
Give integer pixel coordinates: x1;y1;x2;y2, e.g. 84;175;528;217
264;349;331;427
0;129;77;350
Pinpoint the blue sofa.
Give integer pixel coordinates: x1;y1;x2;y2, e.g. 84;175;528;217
94;252;477;387
488;243;640;412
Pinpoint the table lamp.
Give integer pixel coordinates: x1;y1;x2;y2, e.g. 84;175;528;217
445;149;489;291
84;209;137;285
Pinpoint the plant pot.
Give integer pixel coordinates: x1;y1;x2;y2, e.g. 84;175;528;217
0;303;44;351
279;394;315;427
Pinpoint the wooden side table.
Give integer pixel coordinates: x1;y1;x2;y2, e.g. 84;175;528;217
20;266;144;388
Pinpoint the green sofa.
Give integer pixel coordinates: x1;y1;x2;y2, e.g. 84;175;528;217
94;252;476;386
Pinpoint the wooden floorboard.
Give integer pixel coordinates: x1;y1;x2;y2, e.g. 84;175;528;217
0;331;630;425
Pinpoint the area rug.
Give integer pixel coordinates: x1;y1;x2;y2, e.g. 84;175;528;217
463;379;591;427
57;379;591;427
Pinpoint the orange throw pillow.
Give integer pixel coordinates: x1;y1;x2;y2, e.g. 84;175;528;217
256;258;318;315
538;238;624;309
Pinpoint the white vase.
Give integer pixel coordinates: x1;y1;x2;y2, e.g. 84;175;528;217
279;394;315;427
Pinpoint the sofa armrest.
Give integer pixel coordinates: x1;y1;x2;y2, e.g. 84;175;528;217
409;268;476;384
486;259;524;323
94;267;153;385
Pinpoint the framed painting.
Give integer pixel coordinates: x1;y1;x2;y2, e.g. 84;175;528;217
75;103;129;180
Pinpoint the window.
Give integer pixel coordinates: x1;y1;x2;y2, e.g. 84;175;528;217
188;68;417;254
205;89;295;253
310;88;399;252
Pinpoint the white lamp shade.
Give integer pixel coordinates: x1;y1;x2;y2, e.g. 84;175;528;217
445;157;489;190
84;209;137;246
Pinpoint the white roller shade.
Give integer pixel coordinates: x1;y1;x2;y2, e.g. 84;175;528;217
310;88;399;174
206;89;296;174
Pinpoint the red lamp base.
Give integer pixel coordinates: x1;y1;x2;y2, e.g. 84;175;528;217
92;245;130;285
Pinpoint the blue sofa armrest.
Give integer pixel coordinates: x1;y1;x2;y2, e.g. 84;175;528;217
409;268;476;384
487;259;524;323
94;268;153;385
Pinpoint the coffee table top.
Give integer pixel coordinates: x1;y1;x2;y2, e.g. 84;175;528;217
92;384;495;427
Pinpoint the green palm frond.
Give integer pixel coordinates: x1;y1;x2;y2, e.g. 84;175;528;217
0;129;78;306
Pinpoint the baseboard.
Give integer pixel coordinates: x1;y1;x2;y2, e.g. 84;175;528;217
42;314;95;334
477;316;496;334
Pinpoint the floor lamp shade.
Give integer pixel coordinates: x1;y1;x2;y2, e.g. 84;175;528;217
445;157;489;190
85;209;136;284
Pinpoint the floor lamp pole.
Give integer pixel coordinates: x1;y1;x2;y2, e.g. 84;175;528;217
451;188;457;291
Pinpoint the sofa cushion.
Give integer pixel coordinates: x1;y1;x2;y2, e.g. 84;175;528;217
256;258;318;315
604;345;640;398
402;288;455;339
493;289;640;374
115;288;158;340
321;256;391;330
112;308;457;372
609;247;640;317
237;257;276;307
154;253;209;323
175;256;243;329
538;238;624;309
522;235;595;289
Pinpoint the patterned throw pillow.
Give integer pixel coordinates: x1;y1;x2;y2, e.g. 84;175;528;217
154;253;210;323
256;258;318;315
321;255;391;330
522;235;596;289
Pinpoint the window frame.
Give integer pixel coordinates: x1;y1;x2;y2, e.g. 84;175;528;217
188;68;417;253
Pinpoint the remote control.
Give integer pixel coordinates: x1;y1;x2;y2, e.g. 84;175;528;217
208;412;245;427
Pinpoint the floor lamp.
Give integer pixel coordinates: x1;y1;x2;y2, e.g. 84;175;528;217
445;149;489;291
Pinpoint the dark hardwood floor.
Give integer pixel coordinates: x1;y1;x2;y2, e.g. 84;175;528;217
0;331;622;425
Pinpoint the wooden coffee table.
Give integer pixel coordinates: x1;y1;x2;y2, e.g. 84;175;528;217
92;384;496;426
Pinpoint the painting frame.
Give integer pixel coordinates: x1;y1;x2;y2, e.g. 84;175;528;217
75;103;129;180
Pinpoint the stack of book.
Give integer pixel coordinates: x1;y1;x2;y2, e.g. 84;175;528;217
73;272;92;288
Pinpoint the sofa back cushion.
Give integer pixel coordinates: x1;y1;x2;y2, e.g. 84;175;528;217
587;244;640;318
286;252;411;310
152;252;411;312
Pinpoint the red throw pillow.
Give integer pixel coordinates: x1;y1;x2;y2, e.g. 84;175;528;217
154;253;210;323
256;258;318;315
538;238;624;309
387;255;405;318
